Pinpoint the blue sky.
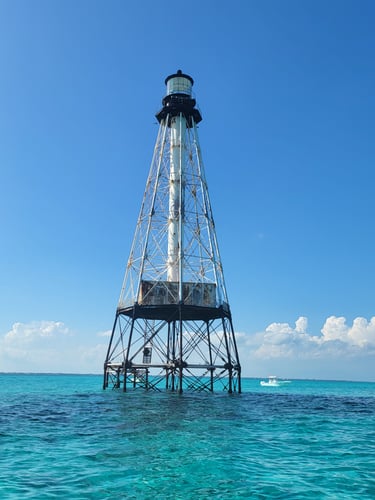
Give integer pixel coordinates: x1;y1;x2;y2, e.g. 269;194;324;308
1;0;375;381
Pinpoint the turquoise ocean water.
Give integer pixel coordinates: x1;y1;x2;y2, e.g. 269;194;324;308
1;374;374;499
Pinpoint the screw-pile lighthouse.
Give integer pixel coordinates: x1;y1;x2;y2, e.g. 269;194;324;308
103;70;241;393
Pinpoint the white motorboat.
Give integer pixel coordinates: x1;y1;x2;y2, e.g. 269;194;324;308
260;375;280;387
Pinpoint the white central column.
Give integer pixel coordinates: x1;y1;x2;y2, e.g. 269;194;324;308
167;114;186;284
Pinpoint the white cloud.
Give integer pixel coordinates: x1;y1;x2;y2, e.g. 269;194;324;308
321;316;349;342
243;316;375;363
234;316;375;381
0;321;106;373
295;316;308;333
97;329;112;338
1;316;374;380
4;320;70;344
321;315;375;348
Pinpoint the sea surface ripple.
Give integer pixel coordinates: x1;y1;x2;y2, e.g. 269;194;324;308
0;374;374;499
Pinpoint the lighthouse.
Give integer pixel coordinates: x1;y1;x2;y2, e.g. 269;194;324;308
103;70;241;393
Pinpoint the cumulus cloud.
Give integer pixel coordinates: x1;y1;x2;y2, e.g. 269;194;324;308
1;316;374;378
295;316;308;333
4;321;70;345
0;321;106;373
322;316;375;347
248;316;375;361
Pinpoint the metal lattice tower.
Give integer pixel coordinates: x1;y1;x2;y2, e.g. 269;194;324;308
103;70;241;393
